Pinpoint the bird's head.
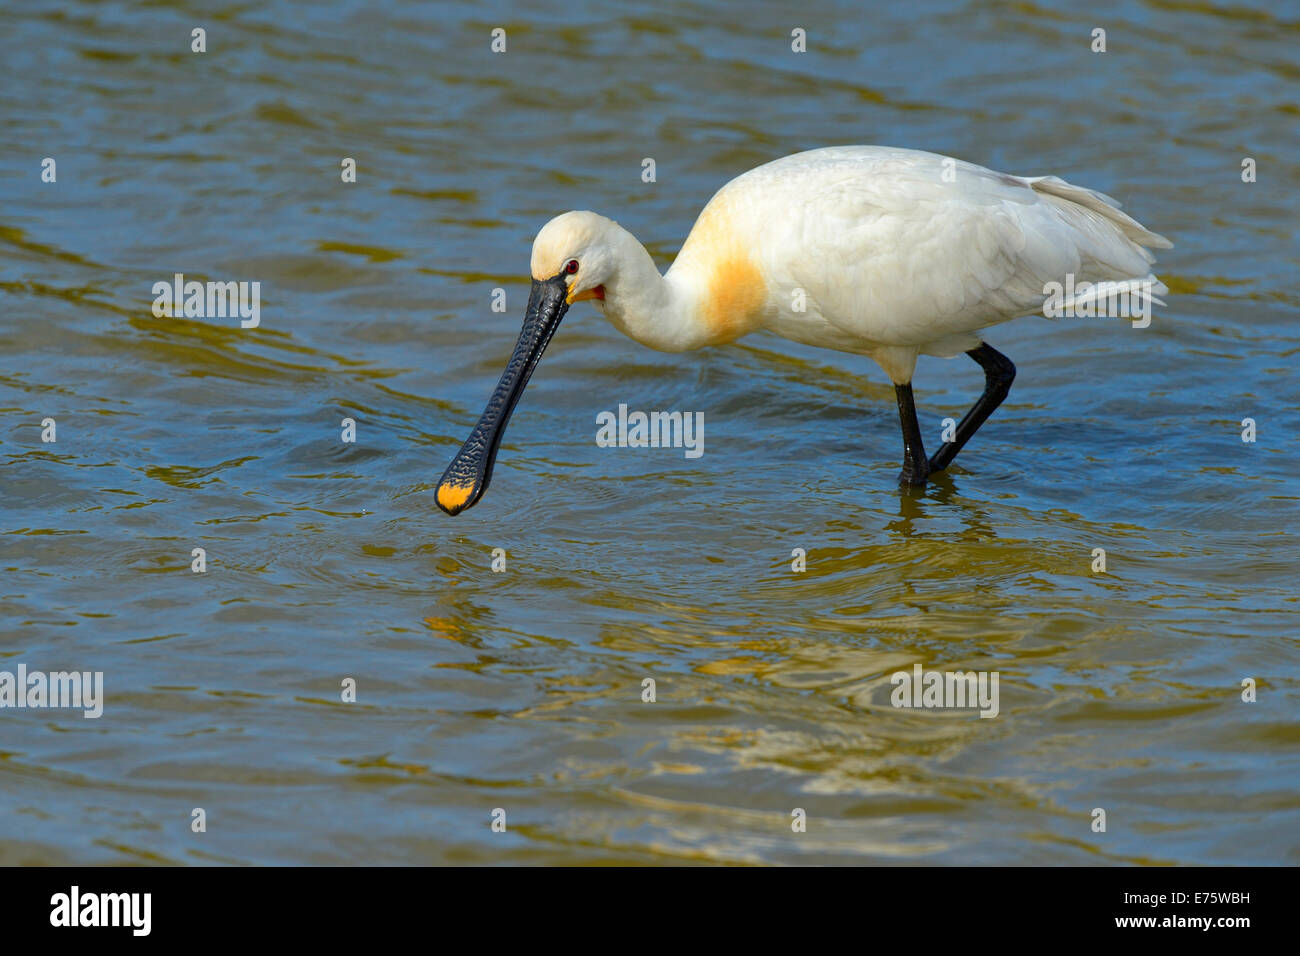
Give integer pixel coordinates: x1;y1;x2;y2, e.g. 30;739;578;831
529;209;624;307
435;211;627;516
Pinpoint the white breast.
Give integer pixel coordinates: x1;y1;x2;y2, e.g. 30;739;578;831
685;146;1169;358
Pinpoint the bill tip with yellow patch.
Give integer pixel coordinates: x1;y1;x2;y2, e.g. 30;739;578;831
436;482;474;512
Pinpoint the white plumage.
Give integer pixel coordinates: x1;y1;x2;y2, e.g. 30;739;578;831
538;145;1170;381
438;146;1171;513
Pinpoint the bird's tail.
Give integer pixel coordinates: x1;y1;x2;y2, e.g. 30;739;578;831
1057;275;1168;314
1025;175;1173;252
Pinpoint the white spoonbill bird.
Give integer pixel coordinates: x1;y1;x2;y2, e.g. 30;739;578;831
437;145;1170;515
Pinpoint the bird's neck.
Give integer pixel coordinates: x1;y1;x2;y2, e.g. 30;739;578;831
598;237;712;353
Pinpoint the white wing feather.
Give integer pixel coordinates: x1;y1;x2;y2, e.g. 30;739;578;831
720;147;1170;355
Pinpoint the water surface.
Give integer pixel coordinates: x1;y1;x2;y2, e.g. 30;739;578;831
1;0;1298;864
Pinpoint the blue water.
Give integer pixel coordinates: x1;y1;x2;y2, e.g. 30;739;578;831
0;0;1297;864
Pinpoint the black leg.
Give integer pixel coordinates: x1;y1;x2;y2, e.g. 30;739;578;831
894;382;930;487
928;343;1016;474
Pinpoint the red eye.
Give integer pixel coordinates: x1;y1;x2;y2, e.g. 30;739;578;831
564;259;579;275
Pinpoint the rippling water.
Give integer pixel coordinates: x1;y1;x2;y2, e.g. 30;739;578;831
1;0;1297;865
